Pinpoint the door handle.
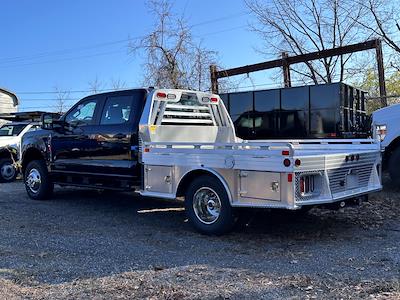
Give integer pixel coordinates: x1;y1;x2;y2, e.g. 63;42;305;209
113;133;126;139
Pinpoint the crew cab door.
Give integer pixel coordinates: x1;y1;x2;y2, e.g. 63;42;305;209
89;89;146;179
51;96;102;173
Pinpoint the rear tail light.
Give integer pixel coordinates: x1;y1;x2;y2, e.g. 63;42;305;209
283;158;291;167
287;173;293;182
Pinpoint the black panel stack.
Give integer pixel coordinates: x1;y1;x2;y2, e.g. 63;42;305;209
220;82;368;140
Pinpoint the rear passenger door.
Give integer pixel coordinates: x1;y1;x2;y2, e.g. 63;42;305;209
90;90;146;180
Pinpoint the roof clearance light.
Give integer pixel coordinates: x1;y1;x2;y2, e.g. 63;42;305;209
156;92;167;98
167;94;176;100
210;97;218;103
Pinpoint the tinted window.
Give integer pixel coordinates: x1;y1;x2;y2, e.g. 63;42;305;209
101;96;134;125
65;100;98;125
0;124;26;136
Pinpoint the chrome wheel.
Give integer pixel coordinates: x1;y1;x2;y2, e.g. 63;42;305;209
26;168;41;194
1;162;16;181
193;187;221;224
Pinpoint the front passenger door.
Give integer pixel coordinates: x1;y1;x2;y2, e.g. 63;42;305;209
51;97;101;173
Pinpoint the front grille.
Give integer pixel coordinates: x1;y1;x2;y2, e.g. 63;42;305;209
327;163;374;194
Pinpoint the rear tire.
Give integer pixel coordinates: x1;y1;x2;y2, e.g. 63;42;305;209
185;175;235;235
0;158;18;183
24;160;54;200
388;147;400;185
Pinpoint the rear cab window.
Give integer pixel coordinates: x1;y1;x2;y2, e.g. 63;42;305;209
99;90;146;126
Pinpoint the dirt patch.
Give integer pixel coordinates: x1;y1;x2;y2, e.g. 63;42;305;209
0;176;399;299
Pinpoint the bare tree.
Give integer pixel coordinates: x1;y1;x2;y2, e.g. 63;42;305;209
129;0;218;91
355;0;400;68
88;76;104;94
245;0;369;84
54;86;70;114
110;78;127;90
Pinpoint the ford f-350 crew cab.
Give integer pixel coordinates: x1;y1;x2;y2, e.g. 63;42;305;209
21;88;382;234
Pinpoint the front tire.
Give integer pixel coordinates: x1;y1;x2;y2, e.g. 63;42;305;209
388;147;400;185
185;175;235;235
24;160;54;200
0;158;18;183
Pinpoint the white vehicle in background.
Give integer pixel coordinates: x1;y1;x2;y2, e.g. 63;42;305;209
0;111;54;183
372;103;400;184
0;121;40;182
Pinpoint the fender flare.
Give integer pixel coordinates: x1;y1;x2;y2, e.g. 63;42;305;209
176;167;233;204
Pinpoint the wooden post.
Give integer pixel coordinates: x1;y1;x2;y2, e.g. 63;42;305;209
375;39;387;107
282;52;291;87
210;65;219;94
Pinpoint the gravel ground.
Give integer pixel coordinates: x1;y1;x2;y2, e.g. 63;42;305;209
0;176;399;299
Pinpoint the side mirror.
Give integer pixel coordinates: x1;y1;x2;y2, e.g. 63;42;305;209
41;113;55;130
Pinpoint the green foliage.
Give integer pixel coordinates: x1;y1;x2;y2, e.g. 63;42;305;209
355;69;400;114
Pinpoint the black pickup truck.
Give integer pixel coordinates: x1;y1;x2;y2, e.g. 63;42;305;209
21;89;147;199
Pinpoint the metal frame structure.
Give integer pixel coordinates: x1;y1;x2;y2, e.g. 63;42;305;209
210;39;387;107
